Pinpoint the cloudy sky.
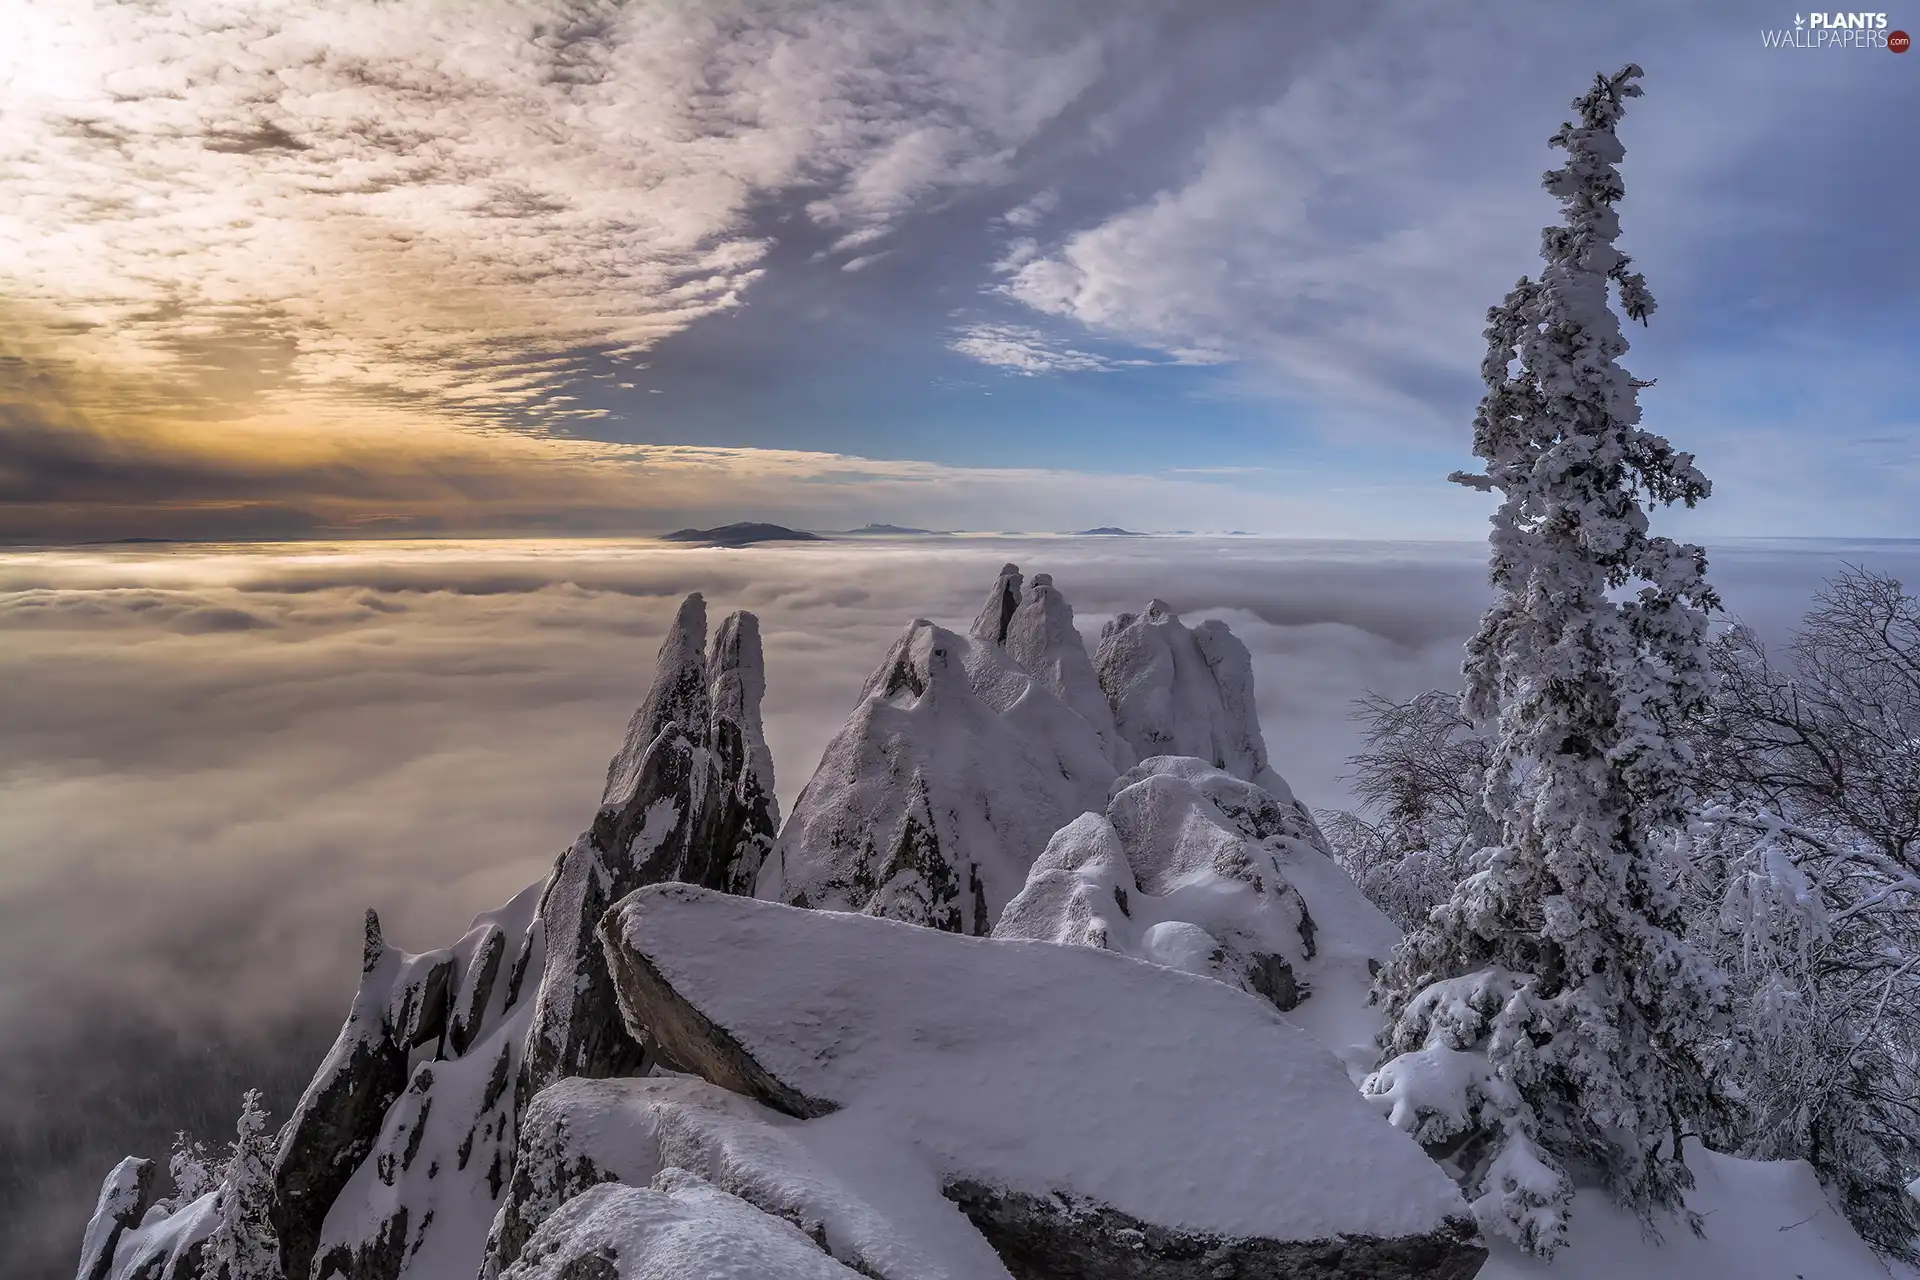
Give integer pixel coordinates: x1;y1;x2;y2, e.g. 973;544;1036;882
4;0;1915;543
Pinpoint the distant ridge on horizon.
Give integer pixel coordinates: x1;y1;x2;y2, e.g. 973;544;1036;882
659;522;823;546
838;523;946;536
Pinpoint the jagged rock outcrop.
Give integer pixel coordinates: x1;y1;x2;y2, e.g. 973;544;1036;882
760;616;1115;934
500;1170;864;1280
308;595;777;1279
271;910;453;1280
311;884;545;1280
89;594;777;1280
598;884;1486;1280
703;610;779;897
78;1157;156;1280
970;565;1130;769
1095;599;1293;799
995;756;1403;1068
522;593;777;1095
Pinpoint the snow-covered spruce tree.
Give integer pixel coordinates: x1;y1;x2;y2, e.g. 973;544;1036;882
206;1089;281;1280
1364;66;1729;1256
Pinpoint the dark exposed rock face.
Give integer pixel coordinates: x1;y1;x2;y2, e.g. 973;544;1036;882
947;1182;1486;1280
78;1156;157;1280
271;912;420;1280
309;886;543;1280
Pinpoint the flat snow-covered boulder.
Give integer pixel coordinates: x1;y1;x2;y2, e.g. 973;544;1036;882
500;1169;864;1280
600;884;1484;1280
486;1076;1010;1280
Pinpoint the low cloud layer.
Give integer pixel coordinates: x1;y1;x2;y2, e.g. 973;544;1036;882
4;535;1918;1273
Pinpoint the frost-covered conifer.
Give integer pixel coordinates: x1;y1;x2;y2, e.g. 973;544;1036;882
1366;66;1728;1256
207;1089;281;1280
166;1131;216;1207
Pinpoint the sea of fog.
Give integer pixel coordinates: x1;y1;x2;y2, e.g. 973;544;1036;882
4;533;1918;1276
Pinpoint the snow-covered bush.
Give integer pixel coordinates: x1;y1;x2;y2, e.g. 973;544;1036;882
166;1132;217;1209
1369;65;1729;1257
1676;569;1920;1260
1320;690;1497;932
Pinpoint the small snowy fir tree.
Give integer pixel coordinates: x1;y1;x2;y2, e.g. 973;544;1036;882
166;1131;217;1208
1365;65;1729;1256
206;1089;281;1280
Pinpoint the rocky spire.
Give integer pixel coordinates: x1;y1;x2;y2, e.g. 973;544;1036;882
707;610;779;896
969;563;1023;647
524;594;777;1096
1000;571;1130;768
603;592;710;811
1095;599;1284;796
77;1157;156;1280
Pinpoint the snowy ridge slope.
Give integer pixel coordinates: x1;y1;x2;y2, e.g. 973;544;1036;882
501;1170;864;1280
1479;1143;1905;1280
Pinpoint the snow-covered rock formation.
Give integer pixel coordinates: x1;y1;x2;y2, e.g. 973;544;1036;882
591;883;1487;1280
77;1158;156;1280
971;563;1130;768
1096;599;1289;797
79;593;777;1280
501;1170;865;1280
524;593;777;1095
995;756;1402;1069
761;610;1115;934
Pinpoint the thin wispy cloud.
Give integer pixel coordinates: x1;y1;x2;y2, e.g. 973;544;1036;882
947;322;1157;375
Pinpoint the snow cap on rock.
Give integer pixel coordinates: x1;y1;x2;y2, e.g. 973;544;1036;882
764;618;1114;934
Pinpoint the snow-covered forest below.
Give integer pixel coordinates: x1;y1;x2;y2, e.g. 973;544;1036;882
44;66;1920;1280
